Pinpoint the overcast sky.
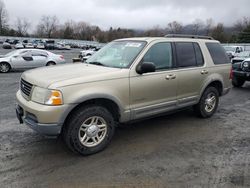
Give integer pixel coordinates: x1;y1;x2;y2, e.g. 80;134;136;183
3;0;250;31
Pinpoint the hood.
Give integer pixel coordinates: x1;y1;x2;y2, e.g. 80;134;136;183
21;63;129;88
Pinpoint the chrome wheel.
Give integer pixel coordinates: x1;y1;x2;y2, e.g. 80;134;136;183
0;63;10;73
78;116;108;147
205;93;216;113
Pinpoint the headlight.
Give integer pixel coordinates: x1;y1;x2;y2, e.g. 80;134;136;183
31;87;63;105
243;62;249;68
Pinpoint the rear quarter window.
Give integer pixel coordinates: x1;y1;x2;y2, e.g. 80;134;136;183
206;43;230;65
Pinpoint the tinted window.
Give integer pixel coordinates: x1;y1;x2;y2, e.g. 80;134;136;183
175;42;196;67
143;42;172;71
206;43;230;64
31;50;48;57
194;43;204;66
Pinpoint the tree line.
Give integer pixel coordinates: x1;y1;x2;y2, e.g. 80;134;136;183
0;0;250;43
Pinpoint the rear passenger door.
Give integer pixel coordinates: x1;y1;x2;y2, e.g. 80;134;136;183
174;42;207;107
30;50;48;67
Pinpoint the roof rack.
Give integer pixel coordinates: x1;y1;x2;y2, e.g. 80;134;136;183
165;34;214;40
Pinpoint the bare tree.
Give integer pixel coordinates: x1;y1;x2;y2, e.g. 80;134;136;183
15;18;30;36
167;21;183;34
36;15;59;38
205;18;214;35
192;19;204;35
211;23;227;42
0;0;8;34
234;17;250;32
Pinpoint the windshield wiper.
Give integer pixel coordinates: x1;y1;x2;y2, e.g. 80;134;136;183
87;61;106;67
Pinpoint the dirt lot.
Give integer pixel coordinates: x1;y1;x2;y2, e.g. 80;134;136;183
0;50;250;187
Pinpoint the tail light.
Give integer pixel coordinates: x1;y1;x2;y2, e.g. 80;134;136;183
229;67;233;80
60;55;64;59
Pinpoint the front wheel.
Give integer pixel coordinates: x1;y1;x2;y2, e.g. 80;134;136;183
0;62;11;73
194;87;219;118
232;76;245;87
63;105;115;155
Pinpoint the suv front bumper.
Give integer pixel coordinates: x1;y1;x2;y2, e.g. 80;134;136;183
16;90;73;136
233;70;250;80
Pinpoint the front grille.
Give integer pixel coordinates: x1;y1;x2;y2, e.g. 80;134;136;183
20;79;33;97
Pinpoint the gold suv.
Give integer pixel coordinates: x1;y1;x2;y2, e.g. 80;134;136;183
16;35;232;155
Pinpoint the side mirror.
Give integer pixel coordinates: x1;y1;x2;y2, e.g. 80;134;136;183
136;62;156;74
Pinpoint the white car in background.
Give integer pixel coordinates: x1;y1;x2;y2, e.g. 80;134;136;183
223;45;244;59
36;42;45;49
15;43;24;49
79;49;96;59
25;43;34;48
0;49;66;73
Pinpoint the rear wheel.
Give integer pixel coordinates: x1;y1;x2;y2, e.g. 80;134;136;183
194;87;219;118
63;105;115;155
232;76;245;87
46;61;56;66
0;62;11;73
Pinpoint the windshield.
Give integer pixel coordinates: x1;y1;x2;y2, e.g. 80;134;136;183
86;41;147;68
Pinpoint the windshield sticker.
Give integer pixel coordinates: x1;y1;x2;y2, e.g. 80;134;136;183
125;43;142;48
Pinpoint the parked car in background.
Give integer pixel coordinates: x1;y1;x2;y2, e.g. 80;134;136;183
2;42;12;49
55;43;71;50
0;49;65;73
45;40;55;50
22;40;29;48
36;42;45;49
223;45;244;59
25;43;34;48
232;58;250;87
15;42;25;49
79;49;96;59
231;51;250;64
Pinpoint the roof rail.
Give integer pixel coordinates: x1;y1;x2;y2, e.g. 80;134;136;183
165;34;214;40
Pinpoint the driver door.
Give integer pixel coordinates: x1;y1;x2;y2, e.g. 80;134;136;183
130;42;178;120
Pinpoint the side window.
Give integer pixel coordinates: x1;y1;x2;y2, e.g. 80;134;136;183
143;42;172;71
206;43;230;65
31;51;48;57
194;43;204;66
175;42;196;68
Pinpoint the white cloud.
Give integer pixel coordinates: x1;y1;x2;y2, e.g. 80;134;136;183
3;0;250;31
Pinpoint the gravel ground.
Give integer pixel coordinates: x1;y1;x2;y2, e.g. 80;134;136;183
0;50;250;187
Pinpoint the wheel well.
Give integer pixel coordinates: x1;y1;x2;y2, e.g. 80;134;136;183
207;81;223;96
64;98;120;126
46;61;56;66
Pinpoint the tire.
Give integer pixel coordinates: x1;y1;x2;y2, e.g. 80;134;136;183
194;87;219;118
0;62;11;73
46;61;56;66
62;105;115;155
232;76;245;87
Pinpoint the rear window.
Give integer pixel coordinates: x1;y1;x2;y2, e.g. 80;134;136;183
206;43;230;64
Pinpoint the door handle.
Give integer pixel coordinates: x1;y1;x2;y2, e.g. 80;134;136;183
165;74;176;80
201;70;209;75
